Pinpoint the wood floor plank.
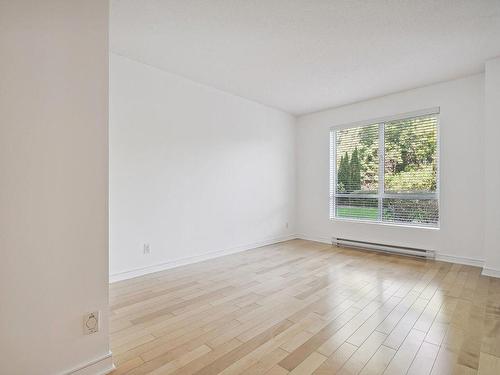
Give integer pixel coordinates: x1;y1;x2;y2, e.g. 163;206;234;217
109;239;500;375
239;347;290;375
478;352;500;375
383;329;425;374
192;319;294;375
312;342;358;374
288;352;327;375
359;344;395;375
407;341;440;375
336;330;387;375
266;365;290;375
148;345;212;375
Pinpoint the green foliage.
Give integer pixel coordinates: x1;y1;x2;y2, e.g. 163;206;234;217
337;152;350;192
337;124;379;193
350;147;361;191
337;206;378;220
336;117;437;194
384;117;437;192
383;199;438;224
384;165;436;192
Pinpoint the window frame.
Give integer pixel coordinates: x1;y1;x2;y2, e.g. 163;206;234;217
329;107;440;229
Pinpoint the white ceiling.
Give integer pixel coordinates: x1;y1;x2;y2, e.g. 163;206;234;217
111;0;500;115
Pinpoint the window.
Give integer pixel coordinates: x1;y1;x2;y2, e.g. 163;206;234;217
330;109;439;227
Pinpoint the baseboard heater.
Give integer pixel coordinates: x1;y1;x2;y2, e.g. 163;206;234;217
332;237;435;259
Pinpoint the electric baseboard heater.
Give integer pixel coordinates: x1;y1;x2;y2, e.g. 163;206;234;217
332;237;435;259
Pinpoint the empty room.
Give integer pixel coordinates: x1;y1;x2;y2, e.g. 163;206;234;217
2;1;500;374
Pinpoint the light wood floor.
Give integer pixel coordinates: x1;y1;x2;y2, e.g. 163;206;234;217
109;239;500;375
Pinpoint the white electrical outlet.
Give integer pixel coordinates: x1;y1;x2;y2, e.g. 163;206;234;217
286;222;289;229
83;311;99;335
143;243;150;254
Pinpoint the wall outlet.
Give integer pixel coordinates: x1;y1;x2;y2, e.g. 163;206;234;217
143;243;150;254
83;311;99;335
285;222;289;229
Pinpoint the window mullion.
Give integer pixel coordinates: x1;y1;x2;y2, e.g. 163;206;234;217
378;123;385;221
330;130;337;219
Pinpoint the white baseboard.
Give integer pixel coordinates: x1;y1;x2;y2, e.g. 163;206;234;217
110;234;297;283
295;233;332;245
63;351;114;375
482;267;500;278
435;253;485;268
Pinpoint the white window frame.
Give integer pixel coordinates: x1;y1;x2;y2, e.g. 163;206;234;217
329;107;440;228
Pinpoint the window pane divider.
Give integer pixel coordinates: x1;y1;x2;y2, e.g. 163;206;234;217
378;123;384;220
330;130;336;219
334;193;437;200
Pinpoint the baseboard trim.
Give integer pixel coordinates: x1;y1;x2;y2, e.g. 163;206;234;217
295;233;332;245
482;267;500;278
110;234;297;283
435;253;485;268
62;351;114;375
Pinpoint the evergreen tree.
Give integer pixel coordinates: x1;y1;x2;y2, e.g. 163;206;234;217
338;152;351;192
350;147;361;191
337;155;345;192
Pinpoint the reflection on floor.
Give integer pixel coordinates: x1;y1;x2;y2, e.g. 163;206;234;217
109;239;500;375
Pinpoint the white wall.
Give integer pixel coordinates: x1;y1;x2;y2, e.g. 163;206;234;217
484;57;500;276
109;54;296;280
296;75;485;264
0;1;111;375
